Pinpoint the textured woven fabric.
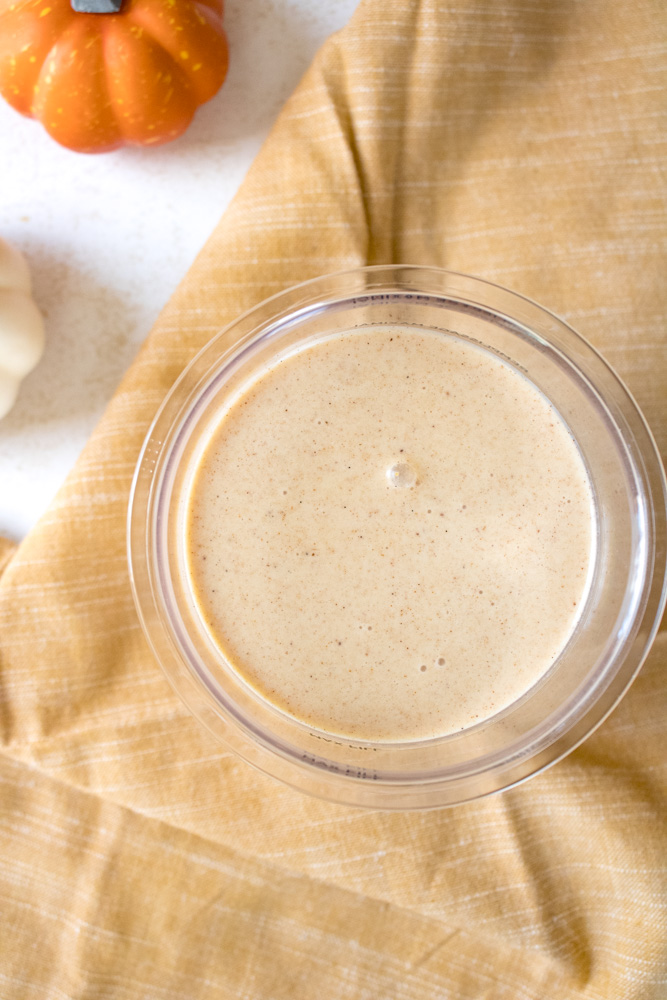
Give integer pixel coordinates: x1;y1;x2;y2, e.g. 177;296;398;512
1;1;666;996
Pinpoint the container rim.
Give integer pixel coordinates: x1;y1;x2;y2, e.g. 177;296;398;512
128;266;667;809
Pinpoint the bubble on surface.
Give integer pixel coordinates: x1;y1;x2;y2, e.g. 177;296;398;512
386;461;417;489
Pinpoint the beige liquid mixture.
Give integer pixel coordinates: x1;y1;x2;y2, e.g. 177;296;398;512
185;328;594;741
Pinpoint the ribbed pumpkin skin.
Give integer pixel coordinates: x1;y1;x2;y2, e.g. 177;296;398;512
0;0;228;152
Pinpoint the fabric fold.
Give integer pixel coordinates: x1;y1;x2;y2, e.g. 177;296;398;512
0;537;17;578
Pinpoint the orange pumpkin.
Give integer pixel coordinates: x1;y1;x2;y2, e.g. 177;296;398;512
0;0;229;152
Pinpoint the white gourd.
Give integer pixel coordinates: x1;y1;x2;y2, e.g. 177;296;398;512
0;237;45;419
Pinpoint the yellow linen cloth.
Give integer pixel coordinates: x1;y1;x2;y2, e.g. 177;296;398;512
1;1;666;996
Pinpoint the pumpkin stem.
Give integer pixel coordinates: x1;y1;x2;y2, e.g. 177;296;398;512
71;0;123;11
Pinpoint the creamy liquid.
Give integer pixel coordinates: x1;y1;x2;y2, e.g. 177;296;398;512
186;328;594;741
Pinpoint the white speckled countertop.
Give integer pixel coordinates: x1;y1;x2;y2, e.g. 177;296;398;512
0;0;359;541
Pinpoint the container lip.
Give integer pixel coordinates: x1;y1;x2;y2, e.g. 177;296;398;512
128;265;667;810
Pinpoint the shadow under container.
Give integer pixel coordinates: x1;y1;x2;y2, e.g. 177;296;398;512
128;266;667;809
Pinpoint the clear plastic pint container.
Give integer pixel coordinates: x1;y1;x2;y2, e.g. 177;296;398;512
128;267;667;809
